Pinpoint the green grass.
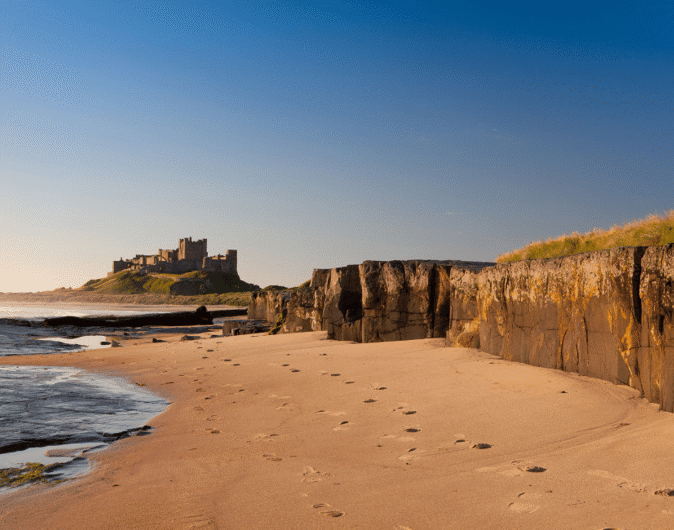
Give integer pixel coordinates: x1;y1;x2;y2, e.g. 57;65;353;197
79;271;258;296
497;210;674;262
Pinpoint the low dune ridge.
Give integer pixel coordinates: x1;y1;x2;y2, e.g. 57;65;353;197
2;331;674;529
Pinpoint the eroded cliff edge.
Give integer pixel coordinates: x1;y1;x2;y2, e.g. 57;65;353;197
252;245;674;411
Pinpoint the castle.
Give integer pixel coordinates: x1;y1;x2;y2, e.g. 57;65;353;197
110;238;237;276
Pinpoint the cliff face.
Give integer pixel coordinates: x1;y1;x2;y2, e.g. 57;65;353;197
272;260;494;343
281;269;329;333
262;245;674;411
477;248;644;385
247;290;291;323
638;245;674;410
475;244;674;411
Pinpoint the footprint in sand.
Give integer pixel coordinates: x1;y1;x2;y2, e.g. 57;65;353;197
333;421;351;431
255;433;280;442
404;427;420;433
363;399;377;403
588;470;648;493
302;466;331;483
512;461;547;473
472;443;492;449
398;448;425;461
312;504;344;517
321;511;344;517
344;380;355;384
508;492;541;513
263;453;283;462
206;428;221;434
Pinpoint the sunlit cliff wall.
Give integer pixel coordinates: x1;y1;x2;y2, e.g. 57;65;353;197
253;245;674;411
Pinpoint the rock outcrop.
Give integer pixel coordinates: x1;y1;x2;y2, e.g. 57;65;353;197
247;291;291;324
222;319;271;336
322;265;363;341
281;269;329;333
253;246;674;410
272;259;493;342
638;244;674;410
446;265;483;348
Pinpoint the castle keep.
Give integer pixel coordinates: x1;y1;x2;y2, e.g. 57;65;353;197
110;238;237;276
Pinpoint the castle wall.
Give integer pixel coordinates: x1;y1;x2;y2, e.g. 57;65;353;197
159;249;177;261
111;238;236;276
112;260;129;273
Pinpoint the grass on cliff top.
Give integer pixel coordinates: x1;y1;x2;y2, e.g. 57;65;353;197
497;210;674;262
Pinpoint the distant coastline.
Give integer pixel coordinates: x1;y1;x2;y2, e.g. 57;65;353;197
0;290;251;307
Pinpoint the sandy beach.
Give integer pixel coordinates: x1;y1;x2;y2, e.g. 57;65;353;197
2;330;674;529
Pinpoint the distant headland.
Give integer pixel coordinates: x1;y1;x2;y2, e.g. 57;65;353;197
0;238;257;306
111;237;237;276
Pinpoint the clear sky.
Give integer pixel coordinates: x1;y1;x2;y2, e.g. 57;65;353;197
1;0;673;292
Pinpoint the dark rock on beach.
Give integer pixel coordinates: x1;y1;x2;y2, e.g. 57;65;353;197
42;306;245;328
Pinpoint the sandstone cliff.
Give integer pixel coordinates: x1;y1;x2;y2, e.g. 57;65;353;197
252;245;674;411
272;260;493;342
247;290;291;324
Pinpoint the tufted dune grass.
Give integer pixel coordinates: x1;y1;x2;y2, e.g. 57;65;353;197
497;210;674;262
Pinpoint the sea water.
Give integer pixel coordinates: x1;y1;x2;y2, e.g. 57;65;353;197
0;303;170;484
0;303;173;357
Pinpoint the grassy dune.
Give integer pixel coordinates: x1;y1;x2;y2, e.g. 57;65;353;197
497;210;674;262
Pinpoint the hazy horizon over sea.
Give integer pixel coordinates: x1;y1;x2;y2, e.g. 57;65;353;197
0;302;175;321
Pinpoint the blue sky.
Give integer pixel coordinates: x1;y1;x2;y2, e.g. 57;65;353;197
1;0;673;292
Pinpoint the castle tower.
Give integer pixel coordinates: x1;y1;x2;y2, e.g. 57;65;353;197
178;237;207;261
225;249;237;274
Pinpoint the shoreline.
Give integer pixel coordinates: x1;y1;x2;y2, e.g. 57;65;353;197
0;292;251;307
2;331;674;529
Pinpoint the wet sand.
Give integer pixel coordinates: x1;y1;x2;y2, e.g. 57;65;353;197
1;330;674;529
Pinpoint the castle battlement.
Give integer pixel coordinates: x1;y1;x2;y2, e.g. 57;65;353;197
110;238;237;276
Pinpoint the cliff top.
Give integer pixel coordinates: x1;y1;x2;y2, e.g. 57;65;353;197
497;210;674;262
